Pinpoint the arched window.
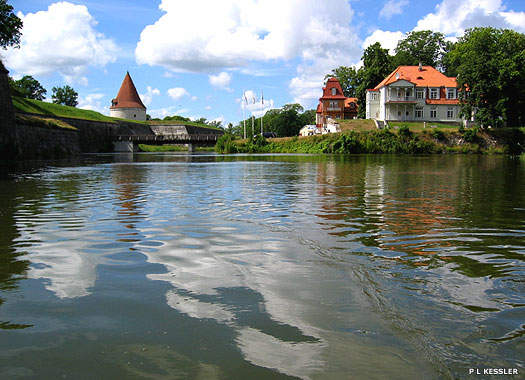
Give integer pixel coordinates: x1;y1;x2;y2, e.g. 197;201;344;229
331;88;336;96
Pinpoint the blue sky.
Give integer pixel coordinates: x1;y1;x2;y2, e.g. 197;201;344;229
4;0;525;126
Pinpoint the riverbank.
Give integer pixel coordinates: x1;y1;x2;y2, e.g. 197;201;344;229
216;126;525;155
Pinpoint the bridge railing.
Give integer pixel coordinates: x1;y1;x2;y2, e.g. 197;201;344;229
116;134;220;142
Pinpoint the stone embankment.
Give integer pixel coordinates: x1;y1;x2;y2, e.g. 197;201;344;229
0;60;222;159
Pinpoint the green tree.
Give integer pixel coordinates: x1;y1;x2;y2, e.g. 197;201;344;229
393;30;447;68
325;66;359;97
163;115;190;122
0;0;23;49
234;104;313;138
450;27;525;127
52;85;78;107
440;40;458;77
355;42;393;118
9;75;47;100
194;117;207;125
272;103;305;137
301;109;316;126
207;119;223;128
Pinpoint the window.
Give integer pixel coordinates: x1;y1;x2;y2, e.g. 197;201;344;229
430;107;437;118
415;109;423;118
329;101;338;108
350;103;355;109
430;88;438;99
371;93;378;101
336;115;341;119
447;88;456;99
331;88;337;96
447;107;454;118
416;90;424;99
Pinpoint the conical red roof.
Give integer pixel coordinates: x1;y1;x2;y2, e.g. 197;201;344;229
110;72;146;109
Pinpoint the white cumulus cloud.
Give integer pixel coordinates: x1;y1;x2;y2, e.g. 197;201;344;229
139;86;161;106
379;0;409;20
78;93;107;114
135;0;363;110
238;90;275;118
3;2;117;84
414;0;525;35
362;30;405;54
209;71;232;91
167;87;190;101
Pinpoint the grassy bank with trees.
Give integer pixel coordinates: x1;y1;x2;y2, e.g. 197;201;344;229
216;124;525;155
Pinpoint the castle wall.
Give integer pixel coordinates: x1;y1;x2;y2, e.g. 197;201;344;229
0;61;19;159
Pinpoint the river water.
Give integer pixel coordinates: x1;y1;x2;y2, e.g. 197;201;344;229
0;153;524;379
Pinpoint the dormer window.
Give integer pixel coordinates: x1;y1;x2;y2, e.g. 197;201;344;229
429;88;439;99
447;88;456;99
331;88;337;96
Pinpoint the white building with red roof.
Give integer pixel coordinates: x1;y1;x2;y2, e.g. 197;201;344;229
366;65;462;123
110;72;147;121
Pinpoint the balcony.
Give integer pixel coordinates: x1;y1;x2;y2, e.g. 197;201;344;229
387;95;416;103
326;107;342;111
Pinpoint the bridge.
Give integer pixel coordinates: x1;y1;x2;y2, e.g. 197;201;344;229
114;124;223;152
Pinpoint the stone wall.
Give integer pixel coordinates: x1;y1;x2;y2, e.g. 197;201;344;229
16;122;81;159
16;113;154;155
0;60;19;159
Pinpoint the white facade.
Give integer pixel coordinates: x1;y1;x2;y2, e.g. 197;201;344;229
110;107;147;121
366;84;462;123
299;125;318;136
366;66;465;124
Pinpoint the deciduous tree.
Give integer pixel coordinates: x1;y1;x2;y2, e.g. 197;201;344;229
450;27;525;127
9;75;47;100
355;42;392;118
393;30;447;69
52;85;78;107
325;66;359;97
0;0;22;50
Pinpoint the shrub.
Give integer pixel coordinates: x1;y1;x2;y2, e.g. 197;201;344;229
398;125;412;138
215;134;237;153
462;127;478;142
431;128;445;140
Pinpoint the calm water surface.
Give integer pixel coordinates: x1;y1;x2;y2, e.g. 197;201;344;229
0;153;524;379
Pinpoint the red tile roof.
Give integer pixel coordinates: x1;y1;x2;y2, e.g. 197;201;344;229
375;66;457;89
320;77;347;99
110;72;146;110
344;97;358;107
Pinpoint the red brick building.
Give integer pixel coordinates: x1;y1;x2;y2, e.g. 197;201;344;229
316;77;358;127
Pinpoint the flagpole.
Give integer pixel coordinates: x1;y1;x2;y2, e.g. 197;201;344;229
242;89;246;139
260;90;263;134
252;94;256;137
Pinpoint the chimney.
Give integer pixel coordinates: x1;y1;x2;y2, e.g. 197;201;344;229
419;61;423;71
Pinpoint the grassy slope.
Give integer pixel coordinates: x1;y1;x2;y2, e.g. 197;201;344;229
15;114;77;130
12;96;218;130
219;123;523;155
12;96;117;122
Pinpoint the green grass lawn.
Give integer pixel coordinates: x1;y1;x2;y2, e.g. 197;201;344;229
387;121;459;132
12;96;219;130
12;96;117;123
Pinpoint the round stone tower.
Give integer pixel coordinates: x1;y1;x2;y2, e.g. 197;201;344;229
109;72;146;121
